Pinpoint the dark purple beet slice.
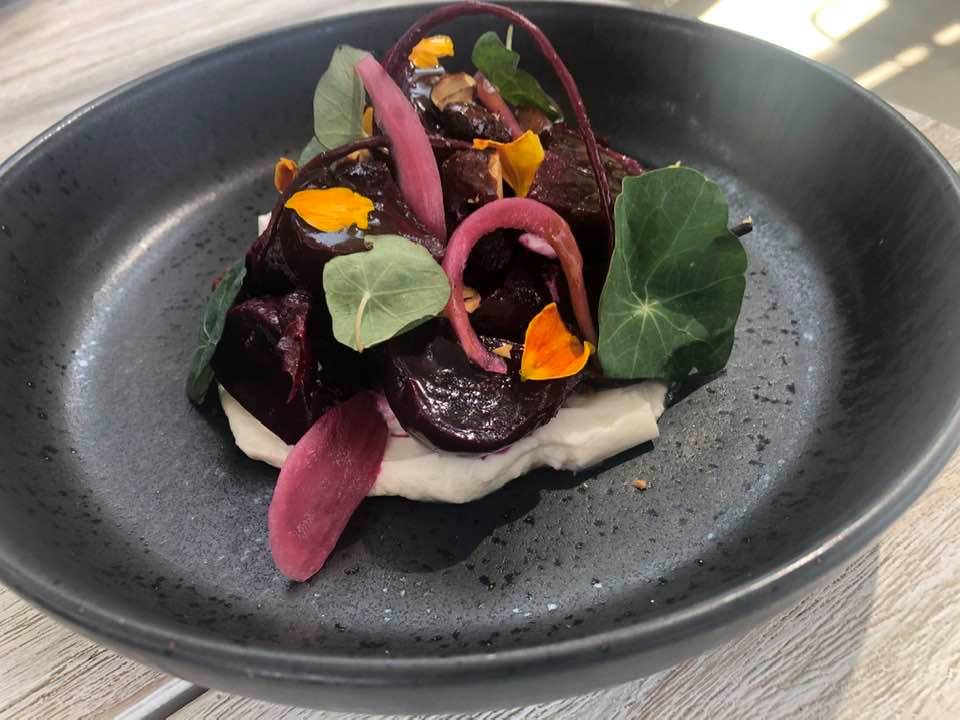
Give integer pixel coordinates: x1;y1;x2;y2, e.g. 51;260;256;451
462;232;516;295
212;291;364;444
400;66;444;133
400;66;510;144
244;157;443;297
334;157;444;257
382;320;581;453
268;391;388;581
438;102;511;143
529;124;643;244
471;255;560;342
441;148;502;226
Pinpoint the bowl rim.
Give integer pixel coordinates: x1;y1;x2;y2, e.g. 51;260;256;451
2;0;960;690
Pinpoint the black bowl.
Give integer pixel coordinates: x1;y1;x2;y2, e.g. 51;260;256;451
1;2;959;713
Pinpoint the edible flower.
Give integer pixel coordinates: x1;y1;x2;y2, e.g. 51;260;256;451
408;35;454;68
362;106;375;136
472;131;544;198
273;157;298;193
462;286;481;313
520;303;592;381
284;188;374;232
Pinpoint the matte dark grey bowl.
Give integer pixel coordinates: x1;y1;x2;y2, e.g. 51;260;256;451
1;2;959;713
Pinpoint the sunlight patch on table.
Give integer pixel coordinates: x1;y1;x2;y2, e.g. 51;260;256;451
699;0;889;58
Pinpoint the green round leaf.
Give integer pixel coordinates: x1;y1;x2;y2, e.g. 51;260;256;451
598;167;747;380
323;235;451;352
304;44;371;158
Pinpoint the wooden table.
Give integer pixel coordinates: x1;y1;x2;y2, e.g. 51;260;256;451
2;1;959;717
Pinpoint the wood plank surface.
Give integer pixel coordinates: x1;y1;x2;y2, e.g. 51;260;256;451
0;585;167;719
0;1;958;718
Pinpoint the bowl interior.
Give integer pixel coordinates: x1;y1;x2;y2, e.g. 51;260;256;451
1;0;959;702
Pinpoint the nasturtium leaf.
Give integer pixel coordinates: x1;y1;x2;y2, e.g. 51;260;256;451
299;137;324;166
186;259;247;405
309;45;371;154
323;234;451;352
471;31;562;121
597;167;747;380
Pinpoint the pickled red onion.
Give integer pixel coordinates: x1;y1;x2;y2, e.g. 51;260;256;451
518;232;557;258
355;55;446;240
474;72;522;140
268;392;388;581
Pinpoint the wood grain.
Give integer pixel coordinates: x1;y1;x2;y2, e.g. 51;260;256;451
0;2;958;719
0;586;166;719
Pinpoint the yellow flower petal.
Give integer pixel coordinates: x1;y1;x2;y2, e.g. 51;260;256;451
492;342;513;359
520;303;592;381
284;188;374;232
273;157;298;193
473;131;545;198
462;285;481;314
409;35;454;69
362;106;374;137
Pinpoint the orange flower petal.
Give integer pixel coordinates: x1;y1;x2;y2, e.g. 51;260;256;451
362;106;375;137
473;131;545;198
284;188;374;232
520;303;592;381
409;35;454;69
274;157;298;193
462;285;481;314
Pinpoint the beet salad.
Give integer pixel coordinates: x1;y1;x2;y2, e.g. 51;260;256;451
185;1;751;582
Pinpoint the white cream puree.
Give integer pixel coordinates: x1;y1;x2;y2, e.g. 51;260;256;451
219;383;666;504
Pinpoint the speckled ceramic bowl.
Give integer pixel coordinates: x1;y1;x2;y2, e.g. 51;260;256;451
1;2;959;713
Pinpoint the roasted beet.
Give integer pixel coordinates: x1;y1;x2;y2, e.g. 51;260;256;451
335;157;444;257
529;124;642;243
382;320;581;453
441;148;502;225
462;231;516;295
212;292;363;444
471;255;559;342
517;106;552;135
244;157;443;297
400;66;444;132
439;102;512;142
